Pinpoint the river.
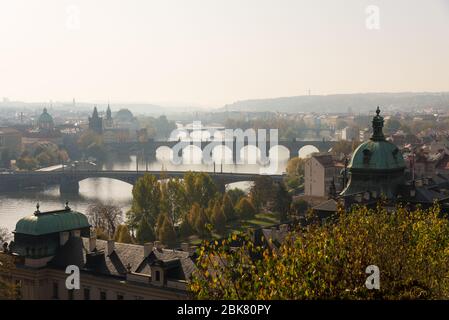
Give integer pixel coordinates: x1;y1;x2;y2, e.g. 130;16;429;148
0;147;297;232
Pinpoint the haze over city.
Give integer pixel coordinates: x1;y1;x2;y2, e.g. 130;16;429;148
1;0;449;107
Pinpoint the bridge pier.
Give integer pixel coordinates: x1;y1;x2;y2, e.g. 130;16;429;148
60;180;80;195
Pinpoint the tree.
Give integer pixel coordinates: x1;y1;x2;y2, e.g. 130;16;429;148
16;152;38;171
290;198;309;216
190;204;449;300
161;178;187;227
184;172;217;208
114;224;133;244
0;253;17;300
273;183;292;222
78;130;106;161
136;218;155;243
0;228;11;244
86;204;123;239
211;203;227;235
249;176;275;211
187;202;211;238
222;193;236;221
286;157;305;178
129;174;161;231
285;157;305;190
235;197;256;221
157;214;177;247
226;188;245;207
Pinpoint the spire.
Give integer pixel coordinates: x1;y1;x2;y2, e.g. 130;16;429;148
106;103;112;120
371;106;385;141
92;106;99;118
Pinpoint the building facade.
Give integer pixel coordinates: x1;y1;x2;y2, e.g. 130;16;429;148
1;204;195;300
304;154;343;198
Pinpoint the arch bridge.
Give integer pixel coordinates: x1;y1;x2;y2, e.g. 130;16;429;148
0;170;285;195
106;139;336;160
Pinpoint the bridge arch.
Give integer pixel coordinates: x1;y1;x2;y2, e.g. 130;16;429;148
155;146;174;162
182;145;203;164
240;145;262;164
298;145;320;159
212;145;233;164
269;145;290;161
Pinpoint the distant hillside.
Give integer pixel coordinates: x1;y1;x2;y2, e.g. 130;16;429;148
222;92;449;114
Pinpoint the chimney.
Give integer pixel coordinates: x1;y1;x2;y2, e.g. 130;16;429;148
154;241;162;251
89;232;97;253
181;243;189;252
144;242;153;257
107;240;115;256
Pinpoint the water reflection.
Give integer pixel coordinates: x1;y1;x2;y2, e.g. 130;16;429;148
0;148;287;232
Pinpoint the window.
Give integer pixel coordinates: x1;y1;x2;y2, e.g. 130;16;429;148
155;270;160;282
100;291;107;300
52;282;59;299
68;290;74;300
84;288;90;300
117;294;124;300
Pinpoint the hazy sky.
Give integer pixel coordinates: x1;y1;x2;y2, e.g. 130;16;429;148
1;0;449;107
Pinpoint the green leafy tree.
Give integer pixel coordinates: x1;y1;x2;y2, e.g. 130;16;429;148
161;178;187;227
184;172;217;208
273;183;292;222
249;176;275;211
190;204;449;300
136;218;155;243
130;174;161;230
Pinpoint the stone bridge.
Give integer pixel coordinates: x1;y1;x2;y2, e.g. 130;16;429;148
105;139;336;161
0;171;285;194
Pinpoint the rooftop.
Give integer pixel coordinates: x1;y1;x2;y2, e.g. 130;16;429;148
14;204;90;236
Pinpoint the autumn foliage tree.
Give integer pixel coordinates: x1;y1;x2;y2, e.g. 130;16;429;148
157;214;177;247
235;197;256;221
190;204;449;300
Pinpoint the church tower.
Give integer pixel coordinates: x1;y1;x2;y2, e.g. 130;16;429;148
88;106;103;134
104;104;113;129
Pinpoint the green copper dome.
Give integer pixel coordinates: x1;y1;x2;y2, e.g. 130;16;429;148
349;107;405;171
38;108;54;124
350;140;405;170
15;207;90;236
341;107;406;198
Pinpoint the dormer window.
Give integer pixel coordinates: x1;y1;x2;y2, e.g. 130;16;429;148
155;271;160;282
363;149;371;165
